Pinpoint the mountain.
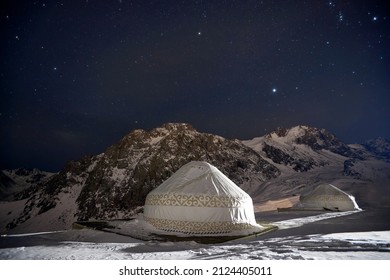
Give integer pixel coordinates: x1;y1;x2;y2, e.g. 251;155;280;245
243;125;364;172
2;123;389;234
243;126;390;208
3;123;279;232
0;168;54;200
363;137;390;160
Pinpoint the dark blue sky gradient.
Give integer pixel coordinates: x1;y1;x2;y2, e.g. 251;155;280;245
1;0;389;171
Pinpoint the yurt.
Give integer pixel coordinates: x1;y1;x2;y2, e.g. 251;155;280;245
293;183;361;211
143;161;262;236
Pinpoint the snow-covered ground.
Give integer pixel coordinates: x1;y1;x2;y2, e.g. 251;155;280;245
1;230;389;260
1;211;389;260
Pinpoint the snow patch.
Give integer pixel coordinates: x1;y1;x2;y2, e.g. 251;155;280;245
272;210;361;230
110;167;127;183
149;136;165;145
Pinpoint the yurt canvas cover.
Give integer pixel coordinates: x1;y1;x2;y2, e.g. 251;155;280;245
143;161;261;235
294;183;361;211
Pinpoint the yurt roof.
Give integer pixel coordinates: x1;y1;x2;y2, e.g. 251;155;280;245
148;161;249;199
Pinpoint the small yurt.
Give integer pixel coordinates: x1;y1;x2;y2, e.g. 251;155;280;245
293;183;361;211
143;161;262;236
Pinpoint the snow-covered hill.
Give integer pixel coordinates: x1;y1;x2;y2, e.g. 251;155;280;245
0;169;55;200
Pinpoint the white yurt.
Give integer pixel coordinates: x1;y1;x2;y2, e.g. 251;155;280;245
293;183;361;211
143;161;262;236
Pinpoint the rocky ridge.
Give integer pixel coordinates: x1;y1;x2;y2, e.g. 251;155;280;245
243;125;364;172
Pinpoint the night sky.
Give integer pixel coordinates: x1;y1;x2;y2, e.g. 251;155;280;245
1;0;389;171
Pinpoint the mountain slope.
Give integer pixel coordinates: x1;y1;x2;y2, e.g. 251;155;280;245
363;137;390;160
0;169;54;201
0;171;15;200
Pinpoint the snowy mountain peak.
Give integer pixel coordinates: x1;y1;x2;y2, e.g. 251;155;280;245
268;125;308;139
266;125;359;154
120;123;196;147
363;137;390;159
148;123;195;141
244;125;363;172
266;125;335;148
161;122;194;131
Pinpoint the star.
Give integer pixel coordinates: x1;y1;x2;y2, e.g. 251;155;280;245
373;16;378;21
272;88;277;93
198;31;202;36
338;11;344;22
53;67;57;71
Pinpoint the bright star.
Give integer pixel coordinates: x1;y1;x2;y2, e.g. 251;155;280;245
272;88;277;93
198;31;202;36
338;11;344;22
